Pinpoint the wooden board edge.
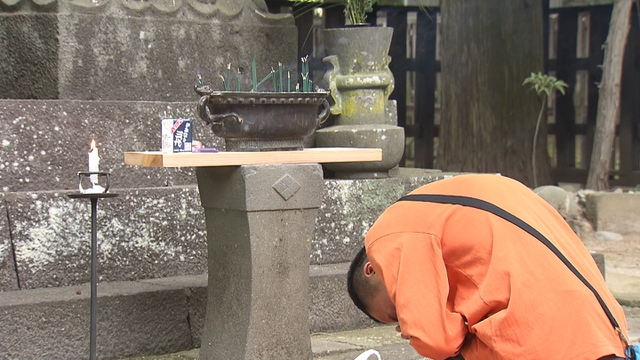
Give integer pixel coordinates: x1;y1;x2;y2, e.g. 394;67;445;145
123;148;382;168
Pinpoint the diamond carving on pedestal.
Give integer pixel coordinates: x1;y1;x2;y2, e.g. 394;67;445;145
272;174;301;201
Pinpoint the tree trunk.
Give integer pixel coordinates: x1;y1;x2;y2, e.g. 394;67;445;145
585;0;634;190
437;0;550;187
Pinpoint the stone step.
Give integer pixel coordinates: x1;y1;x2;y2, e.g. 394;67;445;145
0;255;630;359
0;263;373;359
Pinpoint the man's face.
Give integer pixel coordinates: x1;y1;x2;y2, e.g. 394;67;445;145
363;262;398;324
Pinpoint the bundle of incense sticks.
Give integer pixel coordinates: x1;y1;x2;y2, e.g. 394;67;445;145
215;55;316;93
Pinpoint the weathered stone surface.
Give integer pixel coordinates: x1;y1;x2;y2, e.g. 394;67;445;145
185;284;207;349
1;174;452;290
314;178;405;265
0;194;19;291
0;100;223;192
313;173;447;265
0;275;202;359
197;164;323;360
534;185;580;218
309;263;374;333
535;185;595;237
0;14;60;99
4;186;207;290
316;124;405;178
585;192;640;234
56;15;297;101
0;4;297;102
198;164;324;211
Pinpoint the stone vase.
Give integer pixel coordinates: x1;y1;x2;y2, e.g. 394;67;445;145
315;26;404;178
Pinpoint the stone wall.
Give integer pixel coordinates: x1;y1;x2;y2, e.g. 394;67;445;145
0;171;448;291
0;0;298;101
0;0;307;293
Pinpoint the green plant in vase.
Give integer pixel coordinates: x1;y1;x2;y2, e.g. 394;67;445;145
344;0;376;25
291;0;376;26
292;0;428;26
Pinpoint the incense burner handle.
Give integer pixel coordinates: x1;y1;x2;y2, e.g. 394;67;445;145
316;99;330;126
197;95;243;125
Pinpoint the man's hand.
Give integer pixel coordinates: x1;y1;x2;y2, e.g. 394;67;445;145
395;325;411;340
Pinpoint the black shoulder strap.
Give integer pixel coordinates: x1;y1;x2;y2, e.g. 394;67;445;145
398;194;629;347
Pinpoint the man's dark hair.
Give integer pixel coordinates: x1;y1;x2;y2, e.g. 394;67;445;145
347;246;382;322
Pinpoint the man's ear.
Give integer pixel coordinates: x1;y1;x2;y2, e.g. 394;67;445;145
363;262;375;278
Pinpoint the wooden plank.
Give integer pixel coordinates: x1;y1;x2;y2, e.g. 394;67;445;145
124;148;382;168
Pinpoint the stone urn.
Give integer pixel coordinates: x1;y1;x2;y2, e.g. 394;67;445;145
196;91;330;151
315;26;404;178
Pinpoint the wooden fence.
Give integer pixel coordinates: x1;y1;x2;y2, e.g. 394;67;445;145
266;1;640;187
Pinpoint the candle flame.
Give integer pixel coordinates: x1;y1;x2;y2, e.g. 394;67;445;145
89;139;97;152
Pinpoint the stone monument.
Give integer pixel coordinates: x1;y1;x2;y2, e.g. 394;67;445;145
0;0;304;357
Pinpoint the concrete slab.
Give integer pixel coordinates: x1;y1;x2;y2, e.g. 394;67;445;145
123;325;424;360
585;192;640;234
311;339;362;357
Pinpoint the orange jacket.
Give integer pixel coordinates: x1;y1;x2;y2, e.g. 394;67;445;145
365;174;629;360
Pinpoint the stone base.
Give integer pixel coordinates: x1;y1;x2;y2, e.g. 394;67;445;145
315;124;404;177
333;168;396;179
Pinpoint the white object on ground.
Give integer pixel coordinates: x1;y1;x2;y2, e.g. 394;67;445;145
354;349;381;360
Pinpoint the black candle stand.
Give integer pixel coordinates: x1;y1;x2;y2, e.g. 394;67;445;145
67;172;118;360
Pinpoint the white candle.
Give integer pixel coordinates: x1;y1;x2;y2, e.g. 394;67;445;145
88;139;100;185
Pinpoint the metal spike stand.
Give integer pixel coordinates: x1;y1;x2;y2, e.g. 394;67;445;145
68;171;118;360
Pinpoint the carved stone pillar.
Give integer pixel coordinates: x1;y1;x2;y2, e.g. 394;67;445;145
196;164;323;360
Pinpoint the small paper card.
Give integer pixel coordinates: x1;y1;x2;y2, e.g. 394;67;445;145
162;118;193;153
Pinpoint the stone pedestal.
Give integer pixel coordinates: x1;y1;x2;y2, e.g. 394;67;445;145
196;164;323;360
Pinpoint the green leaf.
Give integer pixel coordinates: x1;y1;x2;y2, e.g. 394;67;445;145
523;72;569;98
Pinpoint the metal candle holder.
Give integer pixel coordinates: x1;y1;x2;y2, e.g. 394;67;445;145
67;171;118;360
